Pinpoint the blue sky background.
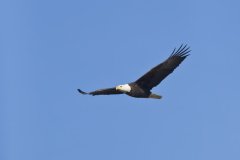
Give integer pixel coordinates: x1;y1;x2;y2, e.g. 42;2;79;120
1;0;240;160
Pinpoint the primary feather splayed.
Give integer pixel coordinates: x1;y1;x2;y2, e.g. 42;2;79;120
78;44;190;99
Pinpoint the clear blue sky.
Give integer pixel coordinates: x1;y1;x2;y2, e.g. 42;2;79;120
1;0;240;160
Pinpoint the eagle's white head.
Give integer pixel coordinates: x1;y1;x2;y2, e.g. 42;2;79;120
116;84;131;93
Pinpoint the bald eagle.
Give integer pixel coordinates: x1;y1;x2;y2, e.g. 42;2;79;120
78;44;190;99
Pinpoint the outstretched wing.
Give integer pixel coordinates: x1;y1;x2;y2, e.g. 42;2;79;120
135;44;190;90
77;87;123;96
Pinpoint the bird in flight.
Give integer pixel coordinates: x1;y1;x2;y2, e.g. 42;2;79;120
78;44;190;99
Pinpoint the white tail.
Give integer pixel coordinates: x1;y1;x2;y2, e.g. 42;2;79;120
149;93;162;99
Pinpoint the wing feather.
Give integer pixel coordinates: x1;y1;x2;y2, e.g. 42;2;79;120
135;45;190;90
77;87;123;96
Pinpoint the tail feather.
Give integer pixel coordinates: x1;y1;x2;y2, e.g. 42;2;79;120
149;93;162;99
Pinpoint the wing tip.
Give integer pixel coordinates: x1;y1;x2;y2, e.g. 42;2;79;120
77;89;88;95
171;44;191;57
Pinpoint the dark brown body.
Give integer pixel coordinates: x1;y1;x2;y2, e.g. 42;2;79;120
127;83;161;99
127;83;151;98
